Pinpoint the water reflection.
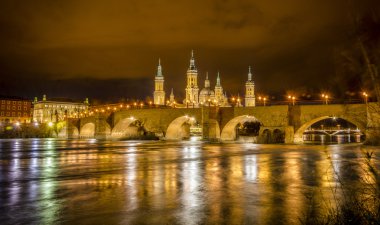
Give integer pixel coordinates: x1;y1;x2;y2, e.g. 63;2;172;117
0;140;378;224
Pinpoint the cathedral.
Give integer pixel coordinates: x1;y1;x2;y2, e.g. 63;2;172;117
153;51;255;107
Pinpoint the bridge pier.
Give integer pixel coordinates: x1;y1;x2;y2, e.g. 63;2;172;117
94;115;109;139
201;106;220;141
66;120;79;139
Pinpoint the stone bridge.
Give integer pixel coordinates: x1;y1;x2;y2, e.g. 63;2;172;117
64;103;380;143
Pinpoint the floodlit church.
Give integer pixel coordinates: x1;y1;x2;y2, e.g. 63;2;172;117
153;51;255;107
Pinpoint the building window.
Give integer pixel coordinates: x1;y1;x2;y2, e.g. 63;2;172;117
24;102;27;105
1;105;4;110
13;101;16;105
18;102;21;105
18;112;21;116
12;112;15;116
12;106;16;110
18;106;21;110
1;100;4;104
0;112;3;116
23;113;27;116
7;101;10;104
24;107;27;111
6;112;10;116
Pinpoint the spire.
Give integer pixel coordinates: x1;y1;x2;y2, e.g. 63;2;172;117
189;50;196;70
248;66;252;81
205;72;210;88
216;71;221;87
156;58;163;77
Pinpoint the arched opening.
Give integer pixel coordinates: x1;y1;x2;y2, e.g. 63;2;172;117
80;123;95;138
221;115;261;141
295;116;365;144
272;129;284;143
111;117;143;139
260;129;271;144
166;116;199;140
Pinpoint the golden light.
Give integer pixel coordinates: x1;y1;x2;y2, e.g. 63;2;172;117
120;104;123;108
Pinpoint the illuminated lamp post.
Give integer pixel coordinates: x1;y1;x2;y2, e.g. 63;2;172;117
362;92;368;104
288;95;295;106
321;94;329;105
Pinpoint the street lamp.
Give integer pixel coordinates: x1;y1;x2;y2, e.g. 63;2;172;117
288;95;295;106
258;96;267;106
321;94;329;105
362;92;368;104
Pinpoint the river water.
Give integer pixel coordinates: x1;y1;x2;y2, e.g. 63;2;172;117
0;139;379;225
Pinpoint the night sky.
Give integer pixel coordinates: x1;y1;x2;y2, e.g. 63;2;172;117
0;0;379;103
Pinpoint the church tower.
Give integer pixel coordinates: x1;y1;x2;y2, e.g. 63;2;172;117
245;66;255;107
185;50;199;107
153;58;165;105
214;72;224;105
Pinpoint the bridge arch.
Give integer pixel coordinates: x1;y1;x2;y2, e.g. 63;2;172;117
80;122;95;138
294;116;366;143
221;115;261;141
166;116;197;140
111;117;142;138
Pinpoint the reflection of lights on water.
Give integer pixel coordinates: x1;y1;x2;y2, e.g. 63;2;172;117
180;145;201;224
190;136;201;142
89;139;97;144
245;155;258;182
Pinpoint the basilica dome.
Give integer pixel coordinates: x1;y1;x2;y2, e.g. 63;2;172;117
200;87;214;96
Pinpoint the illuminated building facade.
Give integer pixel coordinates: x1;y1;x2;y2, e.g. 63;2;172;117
32;95;89;123
199;73;215;104
0;96;32;123
184;50;199;107
245;66;256;107
153;59;165;105
199;72;229;106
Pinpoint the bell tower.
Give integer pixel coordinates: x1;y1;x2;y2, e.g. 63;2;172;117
185;50;199;107
245;66;255;107
153;58;165;105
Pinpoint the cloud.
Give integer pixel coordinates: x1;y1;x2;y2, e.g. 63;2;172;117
0;0;377;100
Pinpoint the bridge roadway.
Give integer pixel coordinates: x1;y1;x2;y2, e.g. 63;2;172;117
62;102;380;144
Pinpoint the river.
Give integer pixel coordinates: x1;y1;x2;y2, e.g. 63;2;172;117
0;139;379;224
